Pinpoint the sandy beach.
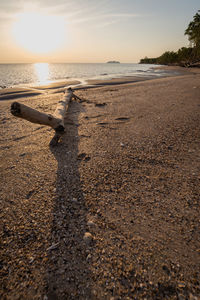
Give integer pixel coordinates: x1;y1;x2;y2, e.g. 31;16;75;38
0;68;200;299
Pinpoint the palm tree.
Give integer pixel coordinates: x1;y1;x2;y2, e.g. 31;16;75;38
185;10;200;61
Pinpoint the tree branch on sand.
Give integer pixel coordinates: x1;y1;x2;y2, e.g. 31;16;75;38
10;87;79;146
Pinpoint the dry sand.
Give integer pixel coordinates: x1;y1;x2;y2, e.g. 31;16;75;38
0;68;200;299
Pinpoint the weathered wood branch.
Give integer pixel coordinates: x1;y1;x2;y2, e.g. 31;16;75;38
10;102;61;129
50;88;73;145
10;88;74;146
53;88;73;127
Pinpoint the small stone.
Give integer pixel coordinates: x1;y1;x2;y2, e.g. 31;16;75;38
178;282;186;288
47;242;59;251
95;102;107;107
83;232;93;245
26;190;35;199
97;209;101;215
86;254;92;260
19;153;26;157
9;165;16;169
72;198;78;203
29;257;34;264
87;220;95;227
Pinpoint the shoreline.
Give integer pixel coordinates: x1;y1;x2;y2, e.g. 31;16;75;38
0;65;196;102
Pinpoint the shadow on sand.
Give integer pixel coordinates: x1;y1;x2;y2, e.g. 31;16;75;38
46;100;92;299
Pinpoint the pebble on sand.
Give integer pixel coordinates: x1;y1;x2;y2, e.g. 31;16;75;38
87;220;96;227
83;232;93;245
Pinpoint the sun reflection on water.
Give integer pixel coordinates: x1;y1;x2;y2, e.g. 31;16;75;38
34;63;50;85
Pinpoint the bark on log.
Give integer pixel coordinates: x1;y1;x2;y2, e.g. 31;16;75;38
53;88;73;127
10;88;73;146
10;102;61;129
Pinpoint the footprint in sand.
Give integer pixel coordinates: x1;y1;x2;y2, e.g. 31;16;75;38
85;114;103;120
96;122;109;126
95;103;107;107
115;117;130;121
77;153;91;162
13;135;27;141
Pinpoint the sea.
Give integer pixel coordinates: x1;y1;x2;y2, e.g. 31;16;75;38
0;63;169;89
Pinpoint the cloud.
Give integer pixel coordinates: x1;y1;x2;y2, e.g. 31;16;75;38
106;13;141;18
67;12;142;26
95;20;118;28
0;0;22;20
0;0;142;29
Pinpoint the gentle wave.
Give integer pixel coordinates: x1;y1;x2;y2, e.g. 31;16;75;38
0;63;165;89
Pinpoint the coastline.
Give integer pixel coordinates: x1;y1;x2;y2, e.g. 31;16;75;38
0;65;195;102
0;67;200;299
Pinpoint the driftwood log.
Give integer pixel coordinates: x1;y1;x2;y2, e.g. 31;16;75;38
11;88;74;146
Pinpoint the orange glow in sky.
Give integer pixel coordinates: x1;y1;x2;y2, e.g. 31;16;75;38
0;0;199;63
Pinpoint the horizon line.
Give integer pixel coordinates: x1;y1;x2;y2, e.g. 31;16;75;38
0;61;139;64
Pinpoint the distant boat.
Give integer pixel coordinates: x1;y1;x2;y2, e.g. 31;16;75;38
107;61;120;64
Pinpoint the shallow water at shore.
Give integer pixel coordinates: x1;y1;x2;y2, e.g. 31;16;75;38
0;65;187;102
0;62;176;90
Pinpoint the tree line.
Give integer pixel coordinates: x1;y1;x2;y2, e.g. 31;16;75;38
140;10;200;66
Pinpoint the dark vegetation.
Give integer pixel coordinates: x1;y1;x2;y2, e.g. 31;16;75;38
140;10;200;67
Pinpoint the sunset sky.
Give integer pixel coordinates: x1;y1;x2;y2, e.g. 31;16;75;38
0;0;199;63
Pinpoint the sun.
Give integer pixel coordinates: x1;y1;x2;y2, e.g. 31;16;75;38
12;12;66;54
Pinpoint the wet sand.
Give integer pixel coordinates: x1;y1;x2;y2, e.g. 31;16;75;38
0;66;189;101
0;80;81;101
0;68;200;299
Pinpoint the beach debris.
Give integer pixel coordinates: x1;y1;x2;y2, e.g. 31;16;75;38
29;257;34;264
168;146;173;150
19;152;26;157
86;253;92;260
178;282;186;288
115;117;130;121
87;220;96;227
77;153;87;160
72;197;78;203
72;93;88;103
47;242;59;251
95;102;107;107
120;142;125;147
26;190;35;199
83;232;93;245
10;87;85;146
84;156;91;162
97;122;109;126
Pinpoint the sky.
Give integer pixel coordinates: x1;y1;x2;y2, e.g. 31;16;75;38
0;0;199;63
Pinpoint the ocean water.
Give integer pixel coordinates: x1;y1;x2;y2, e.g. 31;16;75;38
0;63;166;89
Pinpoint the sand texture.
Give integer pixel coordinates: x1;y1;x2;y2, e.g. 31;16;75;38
0;70;200;299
